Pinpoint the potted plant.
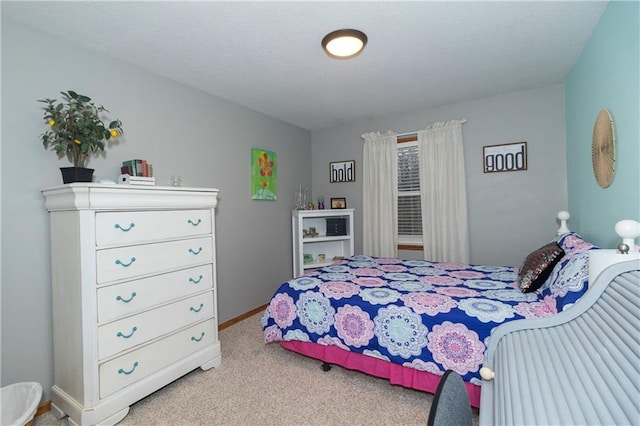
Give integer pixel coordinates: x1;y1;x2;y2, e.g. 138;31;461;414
39;90;123;183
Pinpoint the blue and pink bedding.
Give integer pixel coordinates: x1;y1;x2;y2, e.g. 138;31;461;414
262;233;596;407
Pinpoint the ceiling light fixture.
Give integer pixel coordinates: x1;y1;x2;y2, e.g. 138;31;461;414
322;29;367;59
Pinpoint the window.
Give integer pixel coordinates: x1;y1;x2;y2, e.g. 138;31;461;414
397;136;422;248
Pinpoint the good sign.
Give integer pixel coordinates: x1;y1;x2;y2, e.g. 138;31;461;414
483;142;527;173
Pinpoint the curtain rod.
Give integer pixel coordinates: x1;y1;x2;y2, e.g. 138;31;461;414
396;119;467;138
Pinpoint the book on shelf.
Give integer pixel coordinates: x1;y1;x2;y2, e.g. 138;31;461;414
118;174;156;185
122;160;136;175
121;159;153;177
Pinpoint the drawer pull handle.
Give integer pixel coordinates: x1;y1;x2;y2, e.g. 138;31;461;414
115;257;136;267
190;303;204;313
191;332;205;342
189;275;204;284
188;219;202;226
114;223;135;232
188;247;203;255
116;292;137;303
118;361;139;375
116;326;138;339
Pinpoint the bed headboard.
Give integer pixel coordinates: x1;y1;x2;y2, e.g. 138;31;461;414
589;219;640;283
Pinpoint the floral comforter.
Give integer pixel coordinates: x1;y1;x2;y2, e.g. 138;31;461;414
262;233;595;386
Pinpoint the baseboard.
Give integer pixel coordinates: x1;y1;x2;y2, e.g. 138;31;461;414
34;305;267;419
34;400;52;418
219;304;267;330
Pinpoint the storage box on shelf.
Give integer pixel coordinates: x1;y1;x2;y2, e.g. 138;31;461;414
292;209;354;276
42;183;221;426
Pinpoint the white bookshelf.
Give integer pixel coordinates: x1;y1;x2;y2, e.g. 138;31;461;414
291;209;354;276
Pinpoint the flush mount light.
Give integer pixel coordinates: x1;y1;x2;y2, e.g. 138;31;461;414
322;29;367;59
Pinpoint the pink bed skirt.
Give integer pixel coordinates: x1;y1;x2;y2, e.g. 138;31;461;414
280;340;481;408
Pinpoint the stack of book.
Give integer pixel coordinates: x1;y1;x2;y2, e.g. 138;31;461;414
120;159;155;185
121;159;153;177
118;174;156;185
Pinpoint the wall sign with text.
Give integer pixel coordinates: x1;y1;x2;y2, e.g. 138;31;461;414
330;160;356;183
483;142;527;173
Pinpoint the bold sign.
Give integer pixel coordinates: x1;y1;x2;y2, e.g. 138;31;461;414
330;160;356;183
483;142;527;173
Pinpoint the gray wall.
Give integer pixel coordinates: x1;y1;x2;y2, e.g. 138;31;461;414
311;85;568;267
1;18;311;399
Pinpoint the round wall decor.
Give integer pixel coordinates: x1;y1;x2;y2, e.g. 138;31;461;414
592;109;616;188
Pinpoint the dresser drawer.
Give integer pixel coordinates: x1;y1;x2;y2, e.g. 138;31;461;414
96;237;213;283
95;210;212;247
97;265;213;323
98;291;214;360
99;320;216;398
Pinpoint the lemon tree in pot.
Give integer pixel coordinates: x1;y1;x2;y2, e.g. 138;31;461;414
39;90;123;183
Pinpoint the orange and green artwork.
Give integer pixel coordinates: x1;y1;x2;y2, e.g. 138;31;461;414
251;148;277;200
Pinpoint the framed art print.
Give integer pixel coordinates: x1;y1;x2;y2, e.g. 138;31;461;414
483;141;527;173
329;160;355;183
330;197;347;209
251;148;277;200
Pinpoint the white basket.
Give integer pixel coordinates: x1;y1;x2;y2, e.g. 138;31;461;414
0;382;42;426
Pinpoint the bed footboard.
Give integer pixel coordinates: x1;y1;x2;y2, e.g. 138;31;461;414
479;258;640;425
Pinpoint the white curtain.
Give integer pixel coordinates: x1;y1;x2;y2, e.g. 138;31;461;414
362;131;398;257
417;119;469;263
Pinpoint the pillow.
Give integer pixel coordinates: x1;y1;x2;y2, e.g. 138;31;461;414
517;242;565;293
552;232;596;256
536;233;598;310
540;250;592;311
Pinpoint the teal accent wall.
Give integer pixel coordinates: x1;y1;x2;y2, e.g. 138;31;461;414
565;1;640;248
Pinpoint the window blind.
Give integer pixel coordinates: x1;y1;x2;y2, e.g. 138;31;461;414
398;143;422;241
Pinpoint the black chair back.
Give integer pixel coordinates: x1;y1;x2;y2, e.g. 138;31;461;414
427;370;472;426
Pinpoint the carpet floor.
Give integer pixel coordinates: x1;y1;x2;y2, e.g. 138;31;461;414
34;312;480;425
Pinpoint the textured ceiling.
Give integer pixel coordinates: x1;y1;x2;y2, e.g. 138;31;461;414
3;1;607;131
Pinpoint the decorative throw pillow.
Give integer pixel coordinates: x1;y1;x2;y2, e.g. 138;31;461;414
518;242;565;293
552;232;596;256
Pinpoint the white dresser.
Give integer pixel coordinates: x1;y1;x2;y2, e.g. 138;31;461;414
42;184;221;426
